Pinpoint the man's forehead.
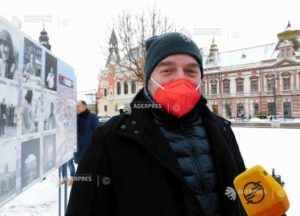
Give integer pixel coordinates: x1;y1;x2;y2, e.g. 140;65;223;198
157;58;200;68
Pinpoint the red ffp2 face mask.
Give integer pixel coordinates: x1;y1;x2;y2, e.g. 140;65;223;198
151;78;201;118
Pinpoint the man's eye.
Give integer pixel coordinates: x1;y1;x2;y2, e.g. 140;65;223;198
186;69;197;74
161;68;174;73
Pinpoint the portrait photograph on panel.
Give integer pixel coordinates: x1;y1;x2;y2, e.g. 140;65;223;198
0;141;16;205
43;134;56;173
21;89;42;135
22;37;42;87
21;138;40;189
0;26;20;81
0;83;18;139
43;93;56;131
44;52;57;91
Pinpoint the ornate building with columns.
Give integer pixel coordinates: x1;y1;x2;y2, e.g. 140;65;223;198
202;22;300;119
98;23;300;119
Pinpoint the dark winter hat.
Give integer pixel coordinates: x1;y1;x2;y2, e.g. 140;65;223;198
144;32;203;88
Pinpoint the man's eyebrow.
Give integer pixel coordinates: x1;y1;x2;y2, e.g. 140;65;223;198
185;63;200;68
156;61;176;68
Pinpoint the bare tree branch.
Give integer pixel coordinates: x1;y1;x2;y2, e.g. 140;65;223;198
104;6;176;82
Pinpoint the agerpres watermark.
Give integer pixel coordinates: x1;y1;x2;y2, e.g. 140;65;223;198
225;186;237;201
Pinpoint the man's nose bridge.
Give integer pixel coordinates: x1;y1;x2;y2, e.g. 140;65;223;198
177;67;186;78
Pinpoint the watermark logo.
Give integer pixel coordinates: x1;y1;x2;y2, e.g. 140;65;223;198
102;176;111;185
171;104;181;113
243;181;265;204
124;103;132;115
225;186;237;201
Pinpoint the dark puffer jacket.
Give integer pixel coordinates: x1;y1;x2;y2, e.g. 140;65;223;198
153;111;220;215
66;89;246;216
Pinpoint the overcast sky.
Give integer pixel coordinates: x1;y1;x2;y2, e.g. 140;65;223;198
1;0;300;97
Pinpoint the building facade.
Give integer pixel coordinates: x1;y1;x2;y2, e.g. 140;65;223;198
97;30;143;117
202;23;300;119
98;24;300;119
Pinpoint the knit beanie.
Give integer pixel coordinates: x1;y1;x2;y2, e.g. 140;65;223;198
144;32;203;89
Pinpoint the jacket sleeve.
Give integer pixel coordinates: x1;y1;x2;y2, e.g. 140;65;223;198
66;127;117;216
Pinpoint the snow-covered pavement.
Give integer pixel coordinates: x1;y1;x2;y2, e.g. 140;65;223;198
0;127;299;215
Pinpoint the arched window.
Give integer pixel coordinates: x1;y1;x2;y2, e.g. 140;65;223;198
124;81;128;94
117;81;121;95
104;88;107;96
104;105;107;112
211;80;217;95
131;81;136;94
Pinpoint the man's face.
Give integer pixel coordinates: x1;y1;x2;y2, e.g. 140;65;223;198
0;39;10;61
148;54;201;97
76;102;86;114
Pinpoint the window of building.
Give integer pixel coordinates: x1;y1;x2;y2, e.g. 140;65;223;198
237;103;244;118
104;88;107;96
104;105;107;112
267;79;274;92
212;105;218;114
124;81;129;94
225;103;232;118
251;79;258;93
236;79;244;93
283;102;292;118
253;103;259;117
117;82;121;95
283;77;290;90
223;81;230;94
211;81;217;95
131;81;136;94
267;102;275;116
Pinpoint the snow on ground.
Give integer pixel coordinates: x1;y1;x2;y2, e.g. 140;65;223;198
0;127;299;215
0;169;71;216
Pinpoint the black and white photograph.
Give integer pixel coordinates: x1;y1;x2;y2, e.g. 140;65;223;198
0;83;18;139
21;138;40;190
0;141;16;205
22;37;42;87
21;89;42;135
43;134;56;174
42;94;56;131
44;52;57;91
0;27;20;81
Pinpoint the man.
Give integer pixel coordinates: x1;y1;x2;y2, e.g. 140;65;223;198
66;33;246;216
75;100;100;163
62;100;100;184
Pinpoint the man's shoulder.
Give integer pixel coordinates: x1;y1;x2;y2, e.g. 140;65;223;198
94;115;125;138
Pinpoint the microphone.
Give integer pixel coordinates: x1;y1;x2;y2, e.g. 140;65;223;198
233;165;290;216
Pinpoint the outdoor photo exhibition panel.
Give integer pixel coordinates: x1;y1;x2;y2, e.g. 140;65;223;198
0;16;76;207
